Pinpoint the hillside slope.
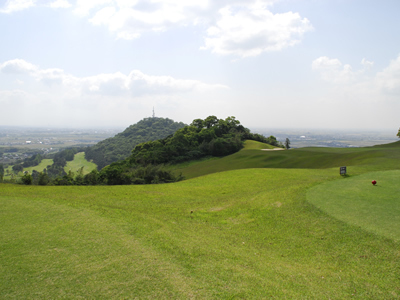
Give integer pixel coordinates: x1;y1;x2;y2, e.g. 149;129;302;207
85;117;186;169
1;167;399;298
175;140;400;179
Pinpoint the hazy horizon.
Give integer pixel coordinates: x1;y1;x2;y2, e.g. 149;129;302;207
1;1;399;130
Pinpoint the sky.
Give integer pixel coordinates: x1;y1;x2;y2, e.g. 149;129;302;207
0;0;399;130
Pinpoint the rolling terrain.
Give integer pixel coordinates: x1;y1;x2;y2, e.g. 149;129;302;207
1;140;400;298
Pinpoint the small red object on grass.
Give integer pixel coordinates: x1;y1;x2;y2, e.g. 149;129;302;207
372;180;377;185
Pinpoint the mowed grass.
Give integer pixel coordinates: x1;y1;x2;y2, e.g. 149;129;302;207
4;153;96;179
308;170;400;241
4;159;53;178
64;152;97;175
24;159;53;173
1;168;400;298
175;140;400;179
1;140;400;298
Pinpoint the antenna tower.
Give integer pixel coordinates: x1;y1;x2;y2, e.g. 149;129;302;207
152;107;155;118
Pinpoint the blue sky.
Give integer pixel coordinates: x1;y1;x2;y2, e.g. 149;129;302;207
1;0;399;129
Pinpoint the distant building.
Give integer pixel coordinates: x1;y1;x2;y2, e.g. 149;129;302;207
26;141;32;144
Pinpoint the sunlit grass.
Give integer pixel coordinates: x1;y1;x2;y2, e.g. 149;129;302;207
1;140;400;298
1;168;399;298
308;169;400;241
64;152;97;175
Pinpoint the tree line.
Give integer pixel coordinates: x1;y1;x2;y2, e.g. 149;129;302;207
3;116;281;186
98;116;281;185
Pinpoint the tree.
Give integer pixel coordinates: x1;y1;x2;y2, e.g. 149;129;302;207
21;173;33;185
0;164;4;182
38;171;50;186
397;128;400;138
12;164;24;174
204;115;218;129
285;138;291;150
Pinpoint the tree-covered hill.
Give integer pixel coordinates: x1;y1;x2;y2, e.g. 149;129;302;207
85;117;186;169
98;116;281;185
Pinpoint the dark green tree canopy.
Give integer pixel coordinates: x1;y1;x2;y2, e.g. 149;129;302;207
85;117;186;169
129;116;279;166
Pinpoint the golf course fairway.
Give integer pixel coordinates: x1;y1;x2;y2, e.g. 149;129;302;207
307;170;400;241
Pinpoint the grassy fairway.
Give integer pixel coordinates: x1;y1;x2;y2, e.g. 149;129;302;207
307;170;400;241
1;168;400;298
175;140;400;179
1;140;400;298
24;159;53;173
64;152;97;175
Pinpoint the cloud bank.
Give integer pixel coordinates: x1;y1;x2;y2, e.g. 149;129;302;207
1;0;312;58
0;59;229;127
312;54;400;96
0;59;228;97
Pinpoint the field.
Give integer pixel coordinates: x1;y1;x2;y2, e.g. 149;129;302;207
1;141;400;298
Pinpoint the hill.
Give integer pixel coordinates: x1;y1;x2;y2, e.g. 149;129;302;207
98;116;281;185
85;117;186;169
174;140;400;179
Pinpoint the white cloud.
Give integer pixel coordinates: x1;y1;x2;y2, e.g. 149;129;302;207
312;54;400;100
375;55;400;94
201;3;313;57
0;59;38;73
74;0;112;16
0;0;35;13
49;0;71;9
312;56;373;84
1;0;310;58
0;59;229;127
361;58;374;70
86;1;209;39
0;0;72;12
71;0;311;57
0;59;228;97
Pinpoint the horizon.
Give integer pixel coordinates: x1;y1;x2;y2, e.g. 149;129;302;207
1;1;399;130
0;119;398;133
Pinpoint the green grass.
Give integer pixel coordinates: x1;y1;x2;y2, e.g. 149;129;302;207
1;140;400;298
24;159;53;173
174;140;400;179
3;153;96;179
4;159;53;180
307;170;400;241
64;152;97;175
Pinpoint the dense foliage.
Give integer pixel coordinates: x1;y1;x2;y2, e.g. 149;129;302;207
22;154;43;168
91;116;280;185
0;163;4;182
130;116;280;165
13;116;279;186
85;117;186;169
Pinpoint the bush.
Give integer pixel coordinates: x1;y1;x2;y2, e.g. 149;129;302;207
21;173;33;185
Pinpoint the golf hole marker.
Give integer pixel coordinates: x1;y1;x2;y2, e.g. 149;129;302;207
340;166;347;175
